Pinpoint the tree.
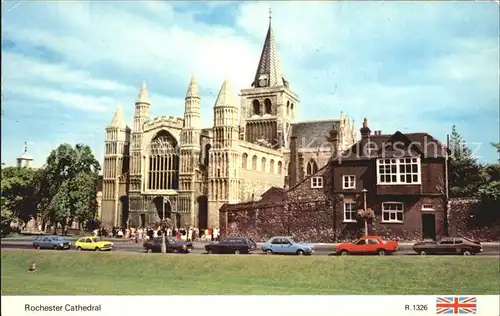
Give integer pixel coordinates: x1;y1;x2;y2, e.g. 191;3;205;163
448;126;483;198
491;142;500;163
40;143;101;231
0;166;39;225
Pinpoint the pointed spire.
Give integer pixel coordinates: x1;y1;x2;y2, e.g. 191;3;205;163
214;80;237;108
252;10;285;88
185;75;199;98
109;104;127;128
136;81;150;104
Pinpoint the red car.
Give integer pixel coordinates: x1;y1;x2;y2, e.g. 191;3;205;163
335;236;399;256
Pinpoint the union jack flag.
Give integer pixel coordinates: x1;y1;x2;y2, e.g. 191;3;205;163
436;297;477;314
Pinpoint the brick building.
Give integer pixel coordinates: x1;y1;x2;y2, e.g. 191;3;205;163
220;119;449;242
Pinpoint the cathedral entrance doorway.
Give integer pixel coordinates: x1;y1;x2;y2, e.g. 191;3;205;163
153;196;172;223
175;213;181;228
197;196;208;229
140;214;146;228
119;196;129;227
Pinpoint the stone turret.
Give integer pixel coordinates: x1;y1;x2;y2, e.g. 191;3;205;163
17;142;33;168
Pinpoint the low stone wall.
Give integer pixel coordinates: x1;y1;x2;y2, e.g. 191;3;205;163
449;198;500;241
220;201;334;243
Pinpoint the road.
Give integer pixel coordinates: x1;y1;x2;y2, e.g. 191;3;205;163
2;240;499;256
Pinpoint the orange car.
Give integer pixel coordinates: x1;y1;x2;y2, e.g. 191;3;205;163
335;236;399;256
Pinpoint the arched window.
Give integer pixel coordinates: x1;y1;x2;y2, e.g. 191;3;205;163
148;130;179;190
252;100;261;115
307;159;318;176
277;161;282;174
286;101;290;115
287;162;291;177
261;157;266;172
252;155;257;170
270;159;275;173
264;98;272;114
242;153;248;169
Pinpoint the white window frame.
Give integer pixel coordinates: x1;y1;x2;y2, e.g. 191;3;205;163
343;202;357;223
376;157;421;185
421;204;435;211
342;175;356;189
311;176;323;189
381;202;404;223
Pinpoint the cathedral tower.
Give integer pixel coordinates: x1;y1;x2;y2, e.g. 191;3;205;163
102;104;131;227
239;12;299;148
179;75;202;226
130;82;151;194
208;80;240;227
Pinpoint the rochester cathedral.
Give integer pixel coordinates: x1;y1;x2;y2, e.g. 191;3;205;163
101;17;357;230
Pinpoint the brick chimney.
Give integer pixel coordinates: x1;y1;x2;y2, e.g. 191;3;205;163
289;136;298;187
327;126;339;156
360;118;371;139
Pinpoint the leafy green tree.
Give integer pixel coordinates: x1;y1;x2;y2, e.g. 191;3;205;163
448;126;483;198
40;143;101;231
0;166;38;224
476;143;500;215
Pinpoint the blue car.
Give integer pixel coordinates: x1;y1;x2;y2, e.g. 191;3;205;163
33;235;72;250
262;236;315;255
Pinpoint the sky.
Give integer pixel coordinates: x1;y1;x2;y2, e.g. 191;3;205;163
1;1;499;168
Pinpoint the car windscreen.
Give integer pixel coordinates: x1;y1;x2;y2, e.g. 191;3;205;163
462;237;479;244
94;237;101;242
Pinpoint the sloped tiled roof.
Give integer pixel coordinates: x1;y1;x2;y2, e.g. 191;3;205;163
333;131;448;161
290;120;339;149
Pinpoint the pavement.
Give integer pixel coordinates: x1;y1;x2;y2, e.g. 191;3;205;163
1;240;499;256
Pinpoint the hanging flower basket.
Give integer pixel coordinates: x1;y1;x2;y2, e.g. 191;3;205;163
357;208;374;219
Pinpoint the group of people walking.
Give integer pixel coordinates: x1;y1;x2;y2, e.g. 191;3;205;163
93;225;220;243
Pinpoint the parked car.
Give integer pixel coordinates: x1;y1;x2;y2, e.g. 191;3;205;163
205;236;257;254
262;236;315;255
335;236;399;255
143;237;193;253
413;237;483;256
33;235;71;250
75;236;113;251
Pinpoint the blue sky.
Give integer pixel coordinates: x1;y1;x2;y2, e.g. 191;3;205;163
1;1;499;167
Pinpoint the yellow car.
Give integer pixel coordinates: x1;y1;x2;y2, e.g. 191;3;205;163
75;236;113;251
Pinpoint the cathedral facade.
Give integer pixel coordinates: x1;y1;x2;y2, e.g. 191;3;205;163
101;18;357;230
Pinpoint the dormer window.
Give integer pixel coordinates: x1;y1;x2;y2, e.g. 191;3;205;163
342;175;355;189
376;158;421;185
311;176;323;189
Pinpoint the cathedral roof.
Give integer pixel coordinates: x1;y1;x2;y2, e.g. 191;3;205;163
108;104;127;129
185;75;199;98
291;120;340;148
214;80;237;108
136;81;150;104
252;15;287;88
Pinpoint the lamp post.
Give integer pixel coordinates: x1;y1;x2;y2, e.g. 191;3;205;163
362;189;368;236
161;196;166;254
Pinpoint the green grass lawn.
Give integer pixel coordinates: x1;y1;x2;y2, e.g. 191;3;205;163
2;250;499;295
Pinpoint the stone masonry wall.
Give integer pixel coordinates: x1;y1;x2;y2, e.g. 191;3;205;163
449;198;500;241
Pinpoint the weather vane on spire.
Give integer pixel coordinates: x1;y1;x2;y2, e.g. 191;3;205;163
269;7;272;21
24;141;28;153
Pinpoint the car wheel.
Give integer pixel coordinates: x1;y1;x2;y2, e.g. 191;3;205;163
463;250;472;256
341;250;349;256
35;245;40;250
234;249;240;255
265;249;273;255
94;247;100;251
53;245;58;250
377;250;386;256
420;250;427;256
296;250;304;256
76;246;82;251
207;249;214;254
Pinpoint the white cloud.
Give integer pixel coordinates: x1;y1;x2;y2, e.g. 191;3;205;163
1;1;498;166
